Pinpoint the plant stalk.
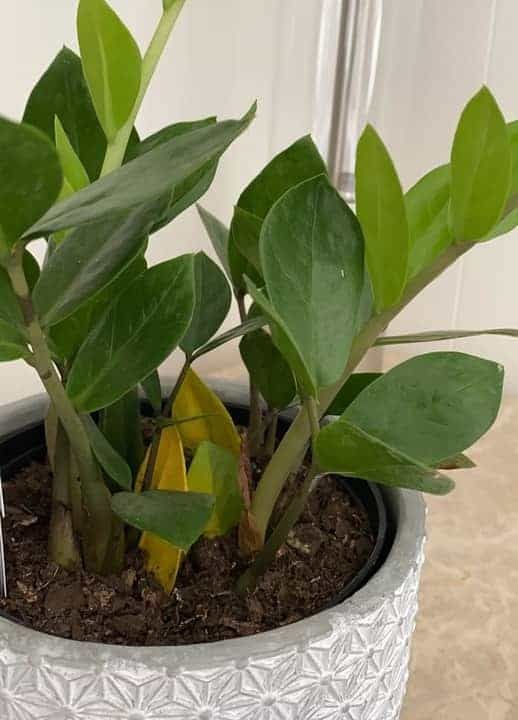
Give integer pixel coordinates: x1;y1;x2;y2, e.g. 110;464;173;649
236;291;264;455
7;247;111;572
100;1;188;176
251;241;473;542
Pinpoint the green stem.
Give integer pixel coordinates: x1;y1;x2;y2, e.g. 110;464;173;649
100;1;187;176
251;241;473;542
262;410;279;459
7;248;111;572
236;291;264;455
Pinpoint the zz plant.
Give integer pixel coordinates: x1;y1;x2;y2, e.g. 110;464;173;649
1;0;517;597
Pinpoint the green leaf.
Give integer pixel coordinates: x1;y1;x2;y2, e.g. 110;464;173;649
25;105;256;239
230;135;328;273
126;118;219;231
355;125;409;311
0;321;28;362
238;135;327;218
450;87;511;241
228;232;263;292
34;197;166;326
197;205;231;279
316;419;455;495
23;47;106;181
187;441;242;538
82;414;133;490
180;252;231;357
406;165;452;277
230;206;263;272
327;373;382;415
0;117;62;249
245;278;316;395
260;174;364;389
376;328;518;346
141;371;162;415
191;315;267;360
112;489;215;551
50;253;146;362
240;329;296;410
344;351;503;466
54;116;90;192
77;0;142;141
99;386;145;476
67;255;195;412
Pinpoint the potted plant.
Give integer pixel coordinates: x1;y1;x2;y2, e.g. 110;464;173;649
0;1;516;718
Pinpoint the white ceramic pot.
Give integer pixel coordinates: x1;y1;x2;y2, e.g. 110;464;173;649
0;390;425;720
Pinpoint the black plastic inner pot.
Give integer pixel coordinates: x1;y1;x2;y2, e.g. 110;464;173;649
0;401;394;637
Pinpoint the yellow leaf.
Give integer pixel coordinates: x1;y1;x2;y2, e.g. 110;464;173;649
172;368;241;457
137;426;187;593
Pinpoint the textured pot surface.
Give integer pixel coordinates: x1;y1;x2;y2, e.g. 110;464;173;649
0;389;426;720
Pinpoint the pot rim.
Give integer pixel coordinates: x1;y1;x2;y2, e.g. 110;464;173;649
0;383;425;671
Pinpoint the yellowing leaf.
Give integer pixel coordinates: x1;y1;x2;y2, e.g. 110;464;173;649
136;426;186;593
172;368;241;456
187;441;242;538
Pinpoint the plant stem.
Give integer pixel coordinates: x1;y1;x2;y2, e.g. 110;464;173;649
262;410;279;459
100;1;188;176
236;291;264;455
7;248;112;572
251;241;473;542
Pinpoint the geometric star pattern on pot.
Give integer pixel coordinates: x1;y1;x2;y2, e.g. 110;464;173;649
0;546;423;720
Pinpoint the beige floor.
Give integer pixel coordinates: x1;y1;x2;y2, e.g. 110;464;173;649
401;397;518;720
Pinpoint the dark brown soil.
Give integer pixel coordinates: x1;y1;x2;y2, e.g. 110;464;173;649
0;458;374;646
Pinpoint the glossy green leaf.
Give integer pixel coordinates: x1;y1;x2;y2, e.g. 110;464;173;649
356;125;409;311
34;198;165;326
230;135;327;273
230;206;263;272
316;419;455;495
141;371;162;415
112;489;215;551
54;116;90;192
187;441;242;538
245;278;315;395
181;252;231;357
327;373;382;416
23;47;106;181
238;135;327;218
25;105;256;239
50;254;146;362
126;118;218;231
0;117;62;249
260;175;364;389
67;255;195;412
240;329;296;410
376;328;518;346
82;414;133;490
406;165;452;277
344;352;503;466
0;321;28;362
100;386;145;476
197;205;231;279
77;0;142;140
450;87;511;241
228;232;263;292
